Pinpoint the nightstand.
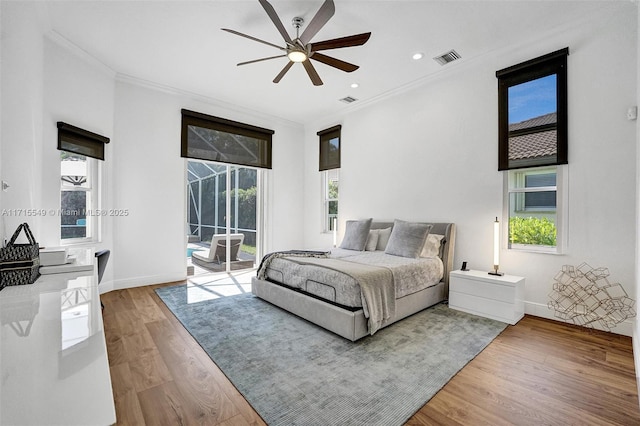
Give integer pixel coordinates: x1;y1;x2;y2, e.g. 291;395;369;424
449;269;525;325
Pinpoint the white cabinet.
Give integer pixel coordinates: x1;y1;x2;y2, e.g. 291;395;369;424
449;270;525;325
0;270;116;425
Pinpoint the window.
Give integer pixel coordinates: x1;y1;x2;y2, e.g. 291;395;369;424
323;169;339;233
318;125;341;171
524;173;556;210
57;122;109;243
498;49;569;253
60;152;98;242
496;48;568;171
181;109;273;169
181;110;269;272
186;160;261;273
318;125;341;232
505;165;566;253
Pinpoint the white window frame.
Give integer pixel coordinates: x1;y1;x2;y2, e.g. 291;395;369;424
60;154;100;245
322;169;339;233
503;165;567;254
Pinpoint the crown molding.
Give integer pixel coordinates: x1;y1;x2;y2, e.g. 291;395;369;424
44;30;302;130
306;1;621;130
45;30;116;78
115;73;303;130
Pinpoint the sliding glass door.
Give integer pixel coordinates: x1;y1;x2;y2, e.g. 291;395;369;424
187;160;261;274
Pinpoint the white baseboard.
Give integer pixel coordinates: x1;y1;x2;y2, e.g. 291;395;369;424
98;280;114;294
112;273;187;291
96;281;636;338
525;301;635;337
634;330;640;403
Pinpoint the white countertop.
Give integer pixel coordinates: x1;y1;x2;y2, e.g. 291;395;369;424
450;269;525;285
1;269;116;425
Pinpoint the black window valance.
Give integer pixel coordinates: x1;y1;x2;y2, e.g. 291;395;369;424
318;125;341;171
181;109;274;169
57;122;110;161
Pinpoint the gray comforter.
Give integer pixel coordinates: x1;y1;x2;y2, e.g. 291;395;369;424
280;256;395;335
259;250;444;335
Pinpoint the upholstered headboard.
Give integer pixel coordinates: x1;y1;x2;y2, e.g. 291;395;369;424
370;221;456;293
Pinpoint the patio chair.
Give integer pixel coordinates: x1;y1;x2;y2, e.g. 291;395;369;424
192;234;245;265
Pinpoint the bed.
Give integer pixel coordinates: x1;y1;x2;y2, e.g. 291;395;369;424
252;220;456;341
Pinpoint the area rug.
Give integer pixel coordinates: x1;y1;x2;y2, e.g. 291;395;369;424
155;285;507;426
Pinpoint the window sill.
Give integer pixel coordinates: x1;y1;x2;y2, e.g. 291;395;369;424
60;239;99;248
508;244;565;255
513;209;556;214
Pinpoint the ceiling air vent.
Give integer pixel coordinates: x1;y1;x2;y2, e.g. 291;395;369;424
339;96;357;104
433;50;461;66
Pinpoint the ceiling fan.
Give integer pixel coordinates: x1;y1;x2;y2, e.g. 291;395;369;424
222;0;371;86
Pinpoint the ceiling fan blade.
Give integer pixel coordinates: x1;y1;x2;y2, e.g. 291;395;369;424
303;60;323;86
258;0;292;44
222;28;284;51
311;32;371;52
299;0;335;45
273;61;295;83
310;52;359;72
238;55;287;66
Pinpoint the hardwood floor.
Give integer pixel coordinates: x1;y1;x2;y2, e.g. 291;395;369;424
102;278;640;425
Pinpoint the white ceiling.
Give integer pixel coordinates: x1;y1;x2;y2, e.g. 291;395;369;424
41;1;611;125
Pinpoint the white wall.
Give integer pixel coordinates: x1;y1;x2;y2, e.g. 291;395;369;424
40;36;116;271
0;2;47;240
1;5;116;264
1;2;3;228
303;3;638;335
110;80;305;290
504;6;637;330
635;0;640;399
1;1;305;292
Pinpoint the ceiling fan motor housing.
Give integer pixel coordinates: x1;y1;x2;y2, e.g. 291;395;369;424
292;16;304;29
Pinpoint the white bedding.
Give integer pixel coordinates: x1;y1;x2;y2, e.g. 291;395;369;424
263;249;444;308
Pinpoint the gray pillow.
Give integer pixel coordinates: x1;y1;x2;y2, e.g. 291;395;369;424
339;218;373;251
385;220;432;258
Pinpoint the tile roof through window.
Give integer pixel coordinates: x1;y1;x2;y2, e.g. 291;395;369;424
508;112;557;160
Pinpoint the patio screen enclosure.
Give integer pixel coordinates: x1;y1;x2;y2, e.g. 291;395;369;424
187;161;257;250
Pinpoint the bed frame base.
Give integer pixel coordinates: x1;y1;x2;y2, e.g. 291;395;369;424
251;277;445;341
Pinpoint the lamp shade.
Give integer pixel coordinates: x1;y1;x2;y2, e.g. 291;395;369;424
287;50;307;63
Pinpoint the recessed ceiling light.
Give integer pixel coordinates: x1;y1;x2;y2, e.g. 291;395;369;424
350;83;359;89
412;52;424;60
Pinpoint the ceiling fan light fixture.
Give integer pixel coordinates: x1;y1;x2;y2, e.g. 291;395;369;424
287;49;308;62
